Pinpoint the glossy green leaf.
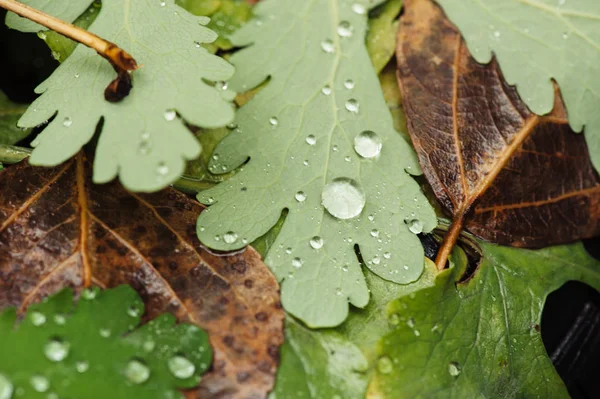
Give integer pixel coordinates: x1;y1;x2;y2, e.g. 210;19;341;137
196;0;436;328
370;242;600;398
8;0;235;192
367;0;402;74
436;0;600;171
0;285;211;399
0;91;31;145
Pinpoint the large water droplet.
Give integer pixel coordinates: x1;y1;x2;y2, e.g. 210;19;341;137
322;178;365;220
125;359;150;384
30;311;46;326
76;361;89;373
30;375;49;393
224;231;238;244
167;355;196;379
0;374;13;399
62;117;72;127
408;219;423;234
354;131;382;159
377;356;393;374
164;110;176;121
309;236;323;249
44;339;69;362
351;3;366;14
345;99;359;113
337;21;353;37
448;362;461;377
295;191;306;202
321;39;335;53
305;135;316;145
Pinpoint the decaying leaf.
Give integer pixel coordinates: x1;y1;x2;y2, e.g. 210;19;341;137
397;0;600;266
0;285;212;398
0;154;284;399
368;240;600;398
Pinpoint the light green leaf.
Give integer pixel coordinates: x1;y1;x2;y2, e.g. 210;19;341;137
10;0;235;192
0;285;211;399
5;0;92;32
367;0;402;74
196;0;436;328
0;91;31;145
369;242;600;398
436;0;600;171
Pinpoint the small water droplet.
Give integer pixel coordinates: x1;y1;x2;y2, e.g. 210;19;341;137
448;362;461;377
388;313;400;325
414;329;421;337
351;3;366;14
269;116;279;126
127;305;141;318
143;340;155;352
345;99;359;113
344;156;351;162
321;39;335;53
332;145;339;152
562;32;569;39
303;160;309;166
62;117;72;127
53;314;66;325
76;361;89;373
321;85;332;95
37;32;47;40
309;236;324;249
354;131;382;158
407;318;415;328
206;197;215;204
160;1;166;6
408;219;423;234
81;288;97;300
30;375;49;393
30;311;46;326
194;41;201;48
99;328;111;338
224;231;238;244
337;21;353;37
156;162;169;177
344;79;355;89
342;265;349;272
367;214;374;222
164;110;176;121
336;287;343;296
321;178;366;220
0;374;13;399
285;247;292;255
306;135;316;145
74;73;80;78
370;229;379;238
125;359;150;384
371;255;381;265
44;339;69;362
295;191;306;202
168;355;196;379
291;257;303;268
215;81;228;91
377;356;393;374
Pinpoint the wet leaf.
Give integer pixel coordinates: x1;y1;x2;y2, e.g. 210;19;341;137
435;0;600;173
5;0;92;32
396;0;600;266
367;0;402;74
6;0;235;192
368;240;600;398
0;91;31;145
196;0;436;328
0;154;284;399
0;285;211;398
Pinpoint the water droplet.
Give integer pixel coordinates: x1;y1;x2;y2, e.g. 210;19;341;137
344;156;351;162
62;117;72;127
44;339;69;362
388;313;400;325
408;219;423;234
127;305;141;318
493;30;500;38
269;116;279;126
448;362;461;377
160;1;166;6
368;214;374;222
303;160;309;166
74;73;80;78
306;135;316;145
321;85;332;95
164;110;176;121
370;229;379;238
0;374;13;399
352;3;366;14
344;79;355;89
30;375;49;393
215;81;228;91
383;252;391;259
285;247;292;255
99;328;111;338
224;231;238;244
562;32;569;39
53;314;66;325
125;359;150;384
342;265;349;272
377;356;393;374
354;131;382;158
30;311;46;326
345;99;359;113
206;197;215;204
76;361;89;373
168;355;196;379
138;134;152;155
295;191;306;202
371;255;381;265
337;21;353;37
414;329;421;337
321;178;366;220
194;41;201;48
143;340;156;352
81;288;97;300
407;318;415;328
336;287;343;296
332;145;339;152
156;162;169;177
291;257;303;268
321;39;335;53
37;32;47;40
309;236;323;249
51;51;61;61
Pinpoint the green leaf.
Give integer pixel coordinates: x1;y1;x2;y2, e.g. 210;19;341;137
5;0;92;32
367;0;402;74
369;242;600;398
435;0;600;171
0;285;211;399
0;91;31;145
196;0;436;328
9;0;235;192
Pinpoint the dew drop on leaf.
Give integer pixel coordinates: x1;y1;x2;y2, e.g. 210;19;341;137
345;99;359;113
407;219;424;234
215;81;228;91
76;361;89;373
344;79;355;89
354;131;382;158
370;229;379;238
224;231;238;244
337;21;353;37
99;328;111;338
156;162;169;177
30;375;49;393
371;255;381;265
321;85;332;95
44;339;69;362
62;117;72;127
377;356;393;374
351;3;366;14
81;288;97;300
143;340;156;352
295;191;306;202
292;257;303;268
448;362;461;377
167;355;196;379
163;110;176;121
30;311;46;326
305;135;316;145
124;359;150;384
269;116;279;126
53;314;66;325
0;374;13;399
321;178;366;220
320;39;335;53
388;313;400;326
127;305;141;318
309;236;323;249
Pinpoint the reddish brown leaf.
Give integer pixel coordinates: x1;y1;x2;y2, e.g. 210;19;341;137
0;153;284;399
397;0;600;267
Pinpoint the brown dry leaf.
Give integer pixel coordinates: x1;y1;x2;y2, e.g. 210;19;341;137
397;0;600;268
0;153;284;399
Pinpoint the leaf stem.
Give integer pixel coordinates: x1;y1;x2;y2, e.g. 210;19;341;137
434;209;466;271
0;0;139;102
0;145;31;164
